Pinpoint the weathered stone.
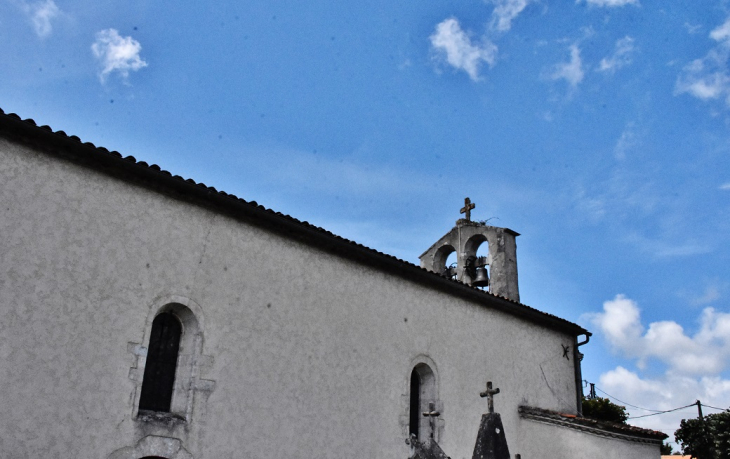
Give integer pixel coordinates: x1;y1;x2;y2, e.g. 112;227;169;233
408;435;450;459
471;413;510;459
419;220;520;302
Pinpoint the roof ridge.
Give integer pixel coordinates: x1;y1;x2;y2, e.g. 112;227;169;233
0;108;587;335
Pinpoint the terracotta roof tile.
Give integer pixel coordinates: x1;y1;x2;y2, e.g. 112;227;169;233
519;406;668;441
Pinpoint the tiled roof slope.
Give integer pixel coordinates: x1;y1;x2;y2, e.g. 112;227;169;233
519;406;668;443
0;109;588;337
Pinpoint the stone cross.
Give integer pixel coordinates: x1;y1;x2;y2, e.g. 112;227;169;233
460;197;476;221
422;401;440;439
480;381;500;414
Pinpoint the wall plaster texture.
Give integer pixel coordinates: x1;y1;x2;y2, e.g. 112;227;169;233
516;416;662;458
0;137;623;459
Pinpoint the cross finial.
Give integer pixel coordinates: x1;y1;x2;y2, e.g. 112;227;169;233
460;197;476;221
422;402;440;440
480;381;500;414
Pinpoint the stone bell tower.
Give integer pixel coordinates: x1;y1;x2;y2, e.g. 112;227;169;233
419;198;520;302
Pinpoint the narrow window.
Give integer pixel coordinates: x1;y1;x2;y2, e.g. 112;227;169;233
409;368;421;439
139;312;182;412
409;363;437;440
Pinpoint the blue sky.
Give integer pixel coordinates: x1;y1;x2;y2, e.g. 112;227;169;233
2;0;730;445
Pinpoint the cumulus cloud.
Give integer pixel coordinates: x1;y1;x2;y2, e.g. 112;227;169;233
488;0;530;33
585;295;730;438
548;44;584;88
585;295;730;375
598;36;635;74
676;16;730;106
597;367;730;436
577;0;639;7
430;18;498;81
21;0;60;38
91;29;148;83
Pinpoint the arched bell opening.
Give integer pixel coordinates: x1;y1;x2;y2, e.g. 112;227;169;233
464;235;490;289
433;245;457;280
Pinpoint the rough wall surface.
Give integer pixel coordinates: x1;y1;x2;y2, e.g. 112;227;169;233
2;138;593;458
516;417;662;459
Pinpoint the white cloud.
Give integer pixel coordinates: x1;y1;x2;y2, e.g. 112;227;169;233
676;16;730;106
21;0;60;38
691;283;722;306
549;44;584;88
613;121;638;160
577;0;639;7
488;0;530;33
584;295;730;375
684;23;703;35
598;36;635;74
430;18;498;81
91;29;148;83
623;232;712;258
586;295;644;356
585;296;730;440
710;17;730;44
720;183;730;190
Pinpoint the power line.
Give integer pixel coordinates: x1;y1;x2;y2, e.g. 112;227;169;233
591;384;729;419
595;387;665;413
702;404;729;412
627;403;698;420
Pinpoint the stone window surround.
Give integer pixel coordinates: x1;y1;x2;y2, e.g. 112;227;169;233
128;295;215;424
108;435;193;459
400;355;444;443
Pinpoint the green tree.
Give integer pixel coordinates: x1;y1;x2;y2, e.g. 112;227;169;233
582;397;629;424
674;410;730;459
660;442;674;455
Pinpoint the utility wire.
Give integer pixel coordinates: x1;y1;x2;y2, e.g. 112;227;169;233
595;387;665;413
627;403;698;420
591;384;729;419
702;404;729;412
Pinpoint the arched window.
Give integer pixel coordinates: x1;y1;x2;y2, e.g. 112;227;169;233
409;363;437;440
409;368;421;439
139;312;182;412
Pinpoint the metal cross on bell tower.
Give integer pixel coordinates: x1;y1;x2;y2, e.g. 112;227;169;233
480;381;500;414
460;197;476;221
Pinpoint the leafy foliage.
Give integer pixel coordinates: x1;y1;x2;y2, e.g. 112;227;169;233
582;397;629;424
660;442;674;455
674;411;730;459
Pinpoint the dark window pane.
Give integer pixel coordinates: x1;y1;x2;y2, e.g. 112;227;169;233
139;313;182;412
409;368;421;439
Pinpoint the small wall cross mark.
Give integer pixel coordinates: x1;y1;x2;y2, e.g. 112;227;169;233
422;401;440;440
460;197;476;221
480;381;500;414
562;344;570;360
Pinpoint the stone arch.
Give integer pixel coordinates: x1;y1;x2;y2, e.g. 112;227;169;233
128;295;215;423
403;355;443;442
433;244;456;276
464;233;488;261
464;234;490;287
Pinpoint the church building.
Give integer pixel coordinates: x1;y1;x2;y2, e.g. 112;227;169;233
0;109;667;458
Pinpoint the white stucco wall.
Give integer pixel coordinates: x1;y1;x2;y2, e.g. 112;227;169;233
1;137;613;458
516;416;662;459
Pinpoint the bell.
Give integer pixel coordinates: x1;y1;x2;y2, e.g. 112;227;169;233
472;266;489;287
